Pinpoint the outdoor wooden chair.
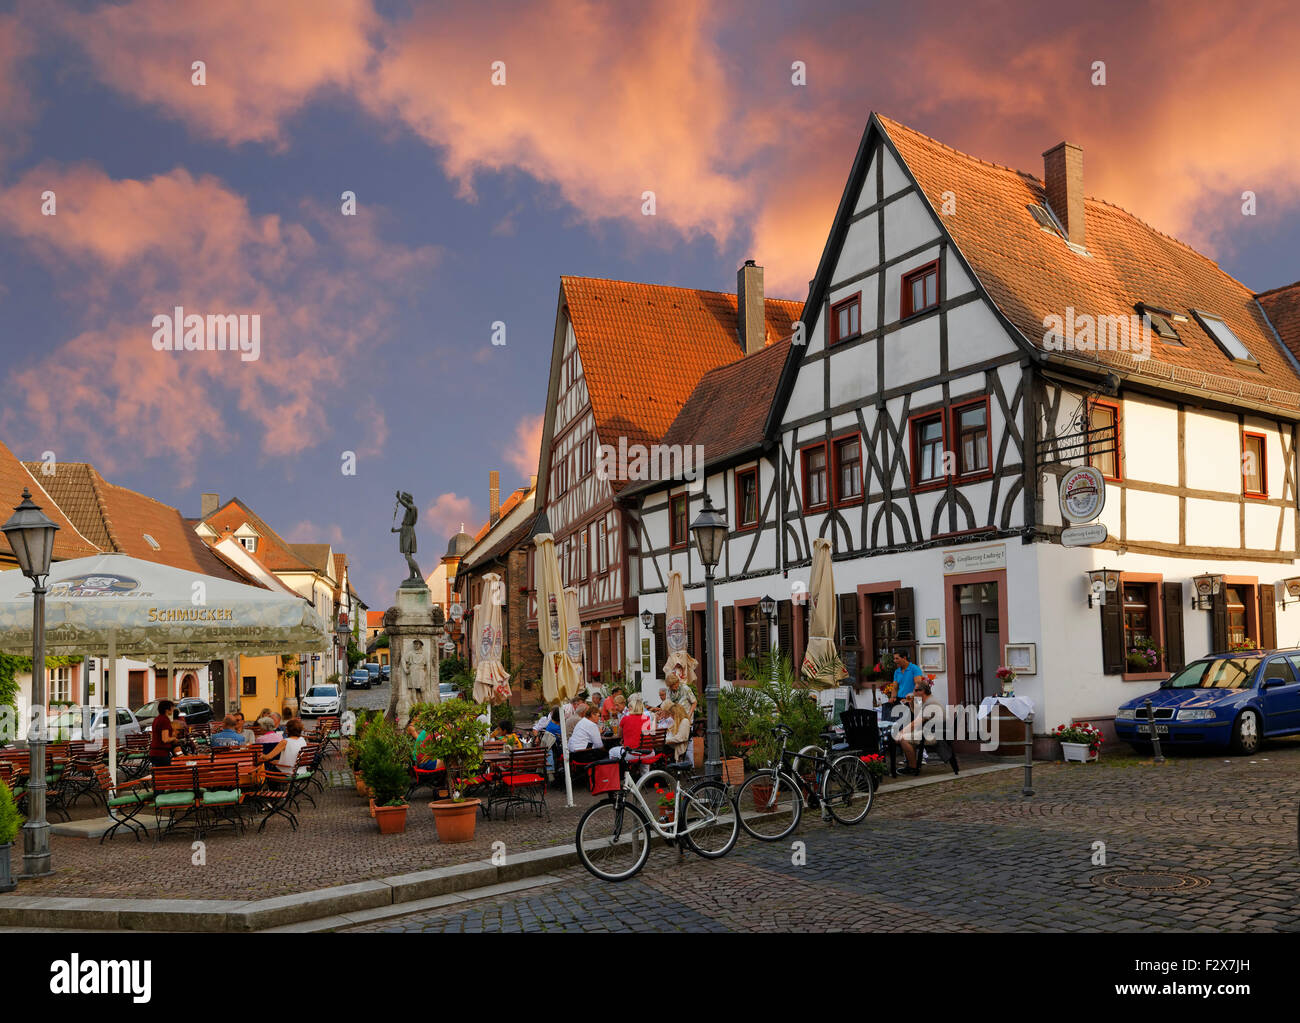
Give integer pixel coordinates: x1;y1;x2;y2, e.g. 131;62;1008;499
151;764;200;840
88;762;155;843
495;748;548;821
119;734;152;780
193;761;245;835
250;748;314;832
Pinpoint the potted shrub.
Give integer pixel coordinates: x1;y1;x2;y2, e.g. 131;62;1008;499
0;780;22;893
859;753;888;789
358;718;411;833
415;699;489;842
1054;722;1103;763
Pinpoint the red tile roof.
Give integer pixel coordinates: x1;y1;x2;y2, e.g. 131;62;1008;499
366;609;385;631
471;486;530;543
1257;281;1300;363
23;460;249;581
561;277;802;477
878;115;1300;408
199;498;315;573
0;442;103;562
656;336;792;473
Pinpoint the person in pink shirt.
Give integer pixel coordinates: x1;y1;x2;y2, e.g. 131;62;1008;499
599;686;625;721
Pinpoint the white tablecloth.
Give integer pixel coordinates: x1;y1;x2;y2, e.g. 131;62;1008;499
977;695;1034;721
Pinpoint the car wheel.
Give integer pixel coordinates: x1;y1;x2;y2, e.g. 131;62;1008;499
1230;710;1261;755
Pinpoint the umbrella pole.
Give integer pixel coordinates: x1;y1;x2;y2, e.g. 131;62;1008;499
107;630;117;786
559;699;574;808
167;644;174;704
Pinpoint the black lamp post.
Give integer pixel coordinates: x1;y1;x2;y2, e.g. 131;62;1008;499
2;489;59;878
759;593;777;687
689;493;727;780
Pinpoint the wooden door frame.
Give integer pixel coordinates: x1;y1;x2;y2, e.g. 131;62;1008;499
945;569;1008;707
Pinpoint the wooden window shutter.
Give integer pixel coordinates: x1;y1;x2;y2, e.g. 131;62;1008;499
1259;584;1277;650
838;593;861;677
777;599;793;655
722;606;735;680
1100;593;1124;674
1211;589;1228;653
759;607;771;656
1162;582;1186;673
892;587;915;655
654;613;666;675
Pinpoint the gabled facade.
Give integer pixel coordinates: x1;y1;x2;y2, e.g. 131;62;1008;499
631;113;1300;739
530;274;801;692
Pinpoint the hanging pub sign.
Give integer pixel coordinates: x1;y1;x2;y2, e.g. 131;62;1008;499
1059;465;1106;523
1061;522;1108;547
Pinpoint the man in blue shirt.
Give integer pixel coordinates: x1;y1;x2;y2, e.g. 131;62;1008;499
209;715;245;748
892;651;924;700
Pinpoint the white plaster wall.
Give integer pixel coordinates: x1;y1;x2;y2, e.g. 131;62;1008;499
1124;490;1180;544
1122;399;1178;486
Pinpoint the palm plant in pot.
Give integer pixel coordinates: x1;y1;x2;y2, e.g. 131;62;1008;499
415;698;489;842
358;718;412;833
0;780;23;893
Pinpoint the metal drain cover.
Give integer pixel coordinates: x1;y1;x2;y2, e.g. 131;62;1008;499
1093;870;1212;891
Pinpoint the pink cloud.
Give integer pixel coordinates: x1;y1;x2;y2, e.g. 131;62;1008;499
0;12;34;166
506;413;543;483
424;492;478;545
283;520;346;547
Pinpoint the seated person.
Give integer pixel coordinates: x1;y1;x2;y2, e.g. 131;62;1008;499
257;716;283;744
568;706;606;772
653;699;674;731
233;711;255;744
607;694;651;758
406;714;444;775
665;703;693;765
209;714;245;748
258;718;307;776
893;680;955;775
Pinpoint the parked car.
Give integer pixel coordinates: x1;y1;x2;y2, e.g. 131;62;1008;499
1115;649;1300;755
300;684;342;718
380;663;391;682
46;706;141;743
365;662;381;683
133;697;213;726
347;668;372;690
438;681;461;702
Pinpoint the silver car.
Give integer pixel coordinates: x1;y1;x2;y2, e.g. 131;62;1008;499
299;684;341;718
45;706;141;743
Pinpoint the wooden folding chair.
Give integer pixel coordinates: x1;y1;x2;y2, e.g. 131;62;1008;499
89;763;155;843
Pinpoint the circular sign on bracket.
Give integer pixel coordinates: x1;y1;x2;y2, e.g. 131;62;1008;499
1059;465;1106;523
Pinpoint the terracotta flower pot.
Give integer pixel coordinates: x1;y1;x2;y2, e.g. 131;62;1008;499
429;798;481;843
721;757;744;786
374;803;409;834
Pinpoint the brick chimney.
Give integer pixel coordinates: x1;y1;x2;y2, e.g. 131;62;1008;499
200;492;219;518
1042;142;1084;248
737;259;765;355
529;474;537;491
489;470;500;526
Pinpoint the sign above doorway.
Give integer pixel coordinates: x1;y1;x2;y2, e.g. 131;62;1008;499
942;543;1006;575
1061;522;1109;547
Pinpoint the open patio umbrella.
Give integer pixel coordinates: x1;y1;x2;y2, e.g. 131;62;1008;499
533;533;581;806
0;552;328;781
470;572;511;706
661;570;698;689
800;538;848;689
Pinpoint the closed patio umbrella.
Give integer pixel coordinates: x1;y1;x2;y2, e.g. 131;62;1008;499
800;538;848;689
0;553;328;782
661;570;698;689
470;572;511;707
533;533;581;806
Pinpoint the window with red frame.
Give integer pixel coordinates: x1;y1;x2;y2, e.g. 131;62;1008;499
912;413;945;486
579;527;589;579
952;401;990;478
802;444;829;508
669;494;688;548
1243;432;1266;497
1088;401;1120;481
901;260;939;318
736;468;759;527
833;435;863;503
830;294;861;345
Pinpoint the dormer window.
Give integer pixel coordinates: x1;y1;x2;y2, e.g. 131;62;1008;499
1192;310;1255;365
1136;303;1182;344
240;536;258;553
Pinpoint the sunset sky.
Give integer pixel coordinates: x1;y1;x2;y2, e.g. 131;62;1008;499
1;0;1297;604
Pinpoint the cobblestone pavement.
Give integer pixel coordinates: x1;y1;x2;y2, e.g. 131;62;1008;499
342;742;1300;933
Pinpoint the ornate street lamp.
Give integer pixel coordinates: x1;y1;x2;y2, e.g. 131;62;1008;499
2;489;59;878
759;594;778;688
690;493;727;780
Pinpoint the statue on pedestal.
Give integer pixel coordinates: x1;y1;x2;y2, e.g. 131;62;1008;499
392;491;422;585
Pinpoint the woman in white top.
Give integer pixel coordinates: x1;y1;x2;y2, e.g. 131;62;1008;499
665;703;693;764
259;718;308;775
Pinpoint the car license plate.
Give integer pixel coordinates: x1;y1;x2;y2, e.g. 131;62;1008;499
1136;723;1169;736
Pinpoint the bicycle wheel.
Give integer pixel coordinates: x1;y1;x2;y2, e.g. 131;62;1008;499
735;770;802;841
682;779;738;858
575;797;652;882
822;755;874;825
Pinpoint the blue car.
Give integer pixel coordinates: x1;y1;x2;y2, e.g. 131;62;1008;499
1115;650;1300;755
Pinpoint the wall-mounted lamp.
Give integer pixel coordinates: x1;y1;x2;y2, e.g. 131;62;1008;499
1086;568;1119;609
1276;578;1300;609
1191;572;1224;611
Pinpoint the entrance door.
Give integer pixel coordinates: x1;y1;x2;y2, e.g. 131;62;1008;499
947;572;1006;705
127;670;146;709
960;613;982;706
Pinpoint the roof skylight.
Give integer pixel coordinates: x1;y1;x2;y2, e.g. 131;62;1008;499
1193;311;1254;364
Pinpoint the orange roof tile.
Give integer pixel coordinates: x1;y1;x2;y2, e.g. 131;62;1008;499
23;460;249;581
1257;281;1300;363
877;115;1300;407
200;498;315;573
561;277;803;470
0;443;103;562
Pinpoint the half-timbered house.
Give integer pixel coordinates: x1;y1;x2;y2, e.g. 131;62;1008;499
530;273;801;692
631;113;1300;739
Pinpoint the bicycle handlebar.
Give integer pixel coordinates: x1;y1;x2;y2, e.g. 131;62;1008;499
772;723;794;738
